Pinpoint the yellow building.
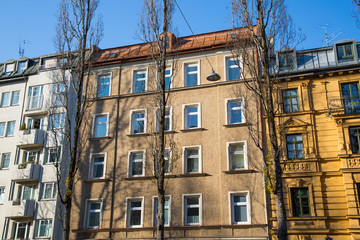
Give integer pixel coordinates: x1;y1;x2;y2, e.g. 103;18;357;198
70;29;268;239
269;40;360;240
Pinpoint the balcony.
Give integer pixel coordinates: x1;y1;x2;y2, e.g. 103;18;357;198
328;96;360;115
13;164;41;183
17;129;45;149
26;95;44;111
9;199;35;219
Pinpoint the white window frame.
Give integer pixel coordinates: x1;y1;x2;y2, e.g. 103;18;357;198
5;121;15;137
1;92;10;107
183;145;202;174
227;141;248;171
35;219;52;238
225;98;245;124
97;73;112;97
4;62;15;75
225;56;243;81
0;122;5;137
12;222;30;239
155;106;172;132
132;69;148;93
92;113;110;138
1;153;11;169
44;147;61;164
17;60;28;74
52;83;66;107
19;185;36;200
0;187;5;204
154;148;172;175
229;191;251;224
89;153;107;179
183;193;202;226
183;61;200;87
157;65;173;89
84;199;103;229
49;113;65;130
152;195;171;227
10;91;20;106
41;182;56;200
27;85;44;110
183;103;201;129
129;109;147;134
128;150;146;177
126;197;144;228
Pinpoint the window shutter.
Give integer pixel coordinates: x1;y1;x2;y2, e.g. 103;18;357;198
39;183;43;200
36;151;40;164
44;148;48;164
34;220;39;238
57;147;62;162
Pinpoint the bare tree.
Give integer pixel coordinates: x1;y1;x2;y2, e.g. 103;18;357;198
139;0;175;239
353;0;360;28
231;0;303;239
52;0;103;239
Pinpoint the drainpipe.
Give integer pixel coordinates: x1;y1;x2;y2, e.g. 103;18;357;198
109;63;121;239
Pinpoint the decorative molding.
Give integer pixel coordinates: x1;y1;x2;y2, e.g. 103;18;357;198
348;158;360;168
284;162;313;173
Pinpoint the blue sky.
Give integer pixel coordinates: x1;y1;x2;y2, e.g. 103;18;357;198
0;0;359;62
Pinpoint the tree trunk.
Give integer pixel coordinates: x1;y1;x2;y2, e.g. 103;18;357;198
62;201;71;240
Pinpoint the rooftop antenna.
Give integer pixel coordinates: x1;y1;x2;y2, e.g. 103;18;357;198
322;24;342;47
18;39;30;58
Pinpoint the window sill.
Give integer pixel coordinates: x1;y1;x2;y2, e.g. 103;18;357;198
152;130;177;134
40;199;56;201
84;178;111;183
223;123;247;128
127;133;150;137
90;136;111;140
178;173;208;177
223;169;255;174
180;128;205;132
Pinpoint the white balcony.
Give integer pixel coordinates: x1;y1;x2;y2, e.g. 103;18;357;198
26;95;44;110
13;164;41;183
17;129;45;149
10;200;36;219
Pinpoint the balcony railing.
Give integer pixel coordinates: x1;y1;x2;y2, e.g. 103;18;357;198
14;164;41;182
10;199;35;217
26;95;44;110
328;96;360;115
17;129;45;148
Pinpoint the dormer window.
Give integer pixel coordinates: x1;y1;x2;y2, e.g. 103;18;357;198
4;63;15;75
17;61;27;73
336;43;354;63
278;50;295;70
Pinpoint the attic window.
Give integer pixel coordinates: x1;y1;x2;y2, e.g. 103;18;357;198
336;43;354;63
109;53;116;58
4;63;15;75
278;51;295;70
17;61;27;73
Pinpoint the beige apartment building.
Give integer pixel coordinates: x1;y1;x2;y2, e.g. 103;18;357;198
269;40;360;240
69;29;268;239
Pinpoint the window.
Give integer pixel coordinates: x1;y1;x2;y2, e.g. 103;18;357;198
0;187;4;203
127;198;144;227
23;151;39;164
283;89;299;113
184;195;201;225
184;104;201;129
230;192;250;224
17;61;27;73
226;99;245;124
44;147;61;164
4;63;15;75
286;134;304;160
158;67;172;90
34;219;52;238
130;110;146;134
6;121;15;136
40;182;56;200
93;114;109;137
18;185;36;200
291;188;310;217
86;200;102;228
90;153;106;179
49;113;65;129
27;117;44;130
336;43;354;62
11;91;20;105
226;58;241;81
278;51;295;70
133;70;147;93
153;196;170;227
228;142;247;170
1;92;10;107
156;107;172;131
350;126;360;154
11;222;30;240
52;83;66;107
154;149;171;174
0;122;4;137
129;151;145;177
97;75;111;97
341;82;360;114
27;85;44;110
184;62;199;87
184;146;201;173
1;153;10;169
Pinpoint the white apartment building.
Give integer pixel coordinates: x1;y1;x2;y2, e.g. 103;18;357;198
0;54;72;240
